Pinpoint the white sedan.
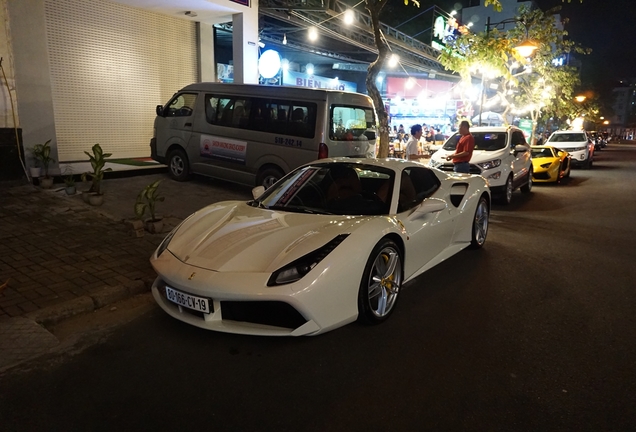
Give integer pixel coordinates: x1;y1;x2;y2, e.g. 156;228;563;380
150;158;490;336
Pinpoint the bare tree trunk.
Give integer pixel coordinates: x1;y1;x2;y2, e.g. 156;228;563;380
365;0;390;158
530;111;539;144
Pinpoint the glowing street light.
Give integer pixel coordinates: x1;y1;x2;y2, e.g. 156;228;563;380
388;54;399;68
574;95;586;103
308;26;318;41
343;9;355;25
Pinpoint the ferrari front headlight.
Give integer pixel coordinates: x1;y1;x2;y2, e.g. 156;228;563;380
540;162;552;169
268;234;350;286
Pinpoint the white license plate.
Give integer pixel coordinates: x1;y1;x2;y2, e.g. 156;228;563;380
165;286;211;313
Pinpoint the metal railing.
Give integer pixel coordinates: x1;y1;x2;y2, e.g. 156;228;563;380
259;0;445;73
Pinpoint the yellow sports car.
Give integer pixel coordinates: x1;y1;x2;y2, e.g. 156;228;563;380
531;146;571;183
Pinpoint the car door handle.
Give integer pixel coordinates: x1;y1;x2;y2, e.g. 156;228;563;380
184;122;192;127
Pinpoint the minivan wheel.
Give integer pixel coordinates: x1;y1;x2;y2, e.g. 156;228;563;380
257;167;284;189
167;149;190;182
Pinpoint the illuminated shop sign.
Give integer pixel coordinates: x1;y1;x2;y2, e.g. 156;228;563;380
283;70;357;92
431;12;470;51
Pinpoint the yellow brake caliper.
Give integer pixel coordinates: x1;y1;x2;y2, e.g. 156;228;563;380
380;253;396;294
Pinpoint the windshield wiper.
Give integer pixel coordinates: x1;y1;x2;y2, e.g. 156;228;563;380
247;200;266;208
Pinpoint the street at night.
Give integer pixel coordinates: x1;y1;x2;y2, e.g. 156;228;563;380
2;144;635;431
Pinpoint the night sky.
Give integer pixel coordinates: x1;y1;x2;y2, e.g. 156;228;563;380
535;0;636;90
430;0;636;91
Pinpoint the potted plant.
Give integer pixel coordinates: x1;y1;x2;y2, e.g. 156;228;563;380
32;139;55;188
29;145;42;179
134;180;165;234
62;166;76;195
81;143;112;206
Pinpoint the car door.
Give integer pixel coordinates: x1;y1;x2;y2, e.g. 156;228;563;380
396;168;455;277
156;92;197;157
511;130;531;184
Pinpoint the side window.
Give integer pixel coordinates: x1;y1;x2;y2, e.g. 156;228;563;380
407;168;441;201
287;103;317;138
512;131;527;146
165;93;197;117
398;168;440;212
212;96;251;128
331;106;377;141
205;95;219;124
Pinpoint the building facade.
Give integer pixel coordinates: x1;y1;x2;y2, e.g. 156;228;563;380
0;0;259;180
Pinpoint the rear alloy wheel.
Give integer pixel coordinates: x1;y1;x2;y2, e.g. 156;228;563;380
469;196;489;249
358;239;403;324
257;167;284;189
167;149;190;182
521;169;533;193
499;175;514;205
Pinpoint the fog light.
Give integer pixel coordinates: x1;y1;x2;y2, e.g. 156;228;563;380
487;171;501;180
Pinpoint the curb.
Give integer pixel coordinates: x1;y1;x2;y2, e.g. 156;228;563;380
25;279;150;327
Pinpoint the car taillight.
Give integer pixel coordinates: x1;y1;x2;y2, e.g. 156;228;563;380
318;143;329;159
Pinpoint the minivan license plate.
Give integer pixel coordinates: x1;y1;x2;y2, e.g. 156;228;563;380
165;287;211;313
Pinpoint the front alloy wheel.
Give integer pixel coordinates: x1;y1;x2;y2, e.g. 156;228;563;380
167;149;190;182
358;240;403;324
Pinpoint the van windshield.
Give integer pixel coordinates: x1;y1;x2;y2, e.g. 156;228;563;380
442;132;507;151
330;106;377;141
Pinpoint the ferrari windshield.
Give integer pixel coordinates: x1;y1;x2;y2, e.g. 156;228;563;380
252;163;395;216
442;132;507;151
531;147;555;158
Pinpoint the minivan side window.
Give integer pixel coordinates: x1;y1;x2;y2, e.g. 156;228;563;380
331;105;376;141
204;94;316;138
165;93;197;117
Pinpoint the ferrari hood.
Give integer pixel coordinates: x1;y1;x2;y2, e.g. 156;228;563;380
167;201;374;273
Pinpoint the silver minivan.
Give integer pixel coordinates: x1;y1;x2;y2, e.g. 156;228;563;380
150;83;377;187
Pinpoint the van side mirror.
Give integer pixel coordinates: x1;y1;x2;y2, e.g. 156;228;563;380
156;105;164;117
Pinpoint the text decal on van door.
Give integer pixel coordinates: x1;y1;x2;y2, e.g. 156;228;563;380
200;135;247;165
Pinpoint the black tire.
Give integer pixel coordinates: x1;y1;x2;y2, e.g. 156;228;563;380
357;239;403;325
469;196;489;249
256;166;284;189
167;148;190;182
497;175;514;205
584;157;593;170
521;169;533;193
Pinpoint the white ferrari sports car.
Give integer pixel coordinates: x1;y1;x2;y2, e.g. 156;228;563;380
151;158;490;336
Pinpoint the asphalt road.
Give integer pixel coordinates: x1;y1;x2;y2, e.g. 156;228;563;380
2;144;636;431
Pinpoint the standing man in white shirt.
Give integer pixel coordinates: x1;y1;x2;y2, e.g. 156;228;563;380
405;124;431;161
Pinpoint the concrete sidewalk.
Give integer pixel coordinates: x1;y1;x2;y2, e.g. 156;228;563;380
0;171;253;370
